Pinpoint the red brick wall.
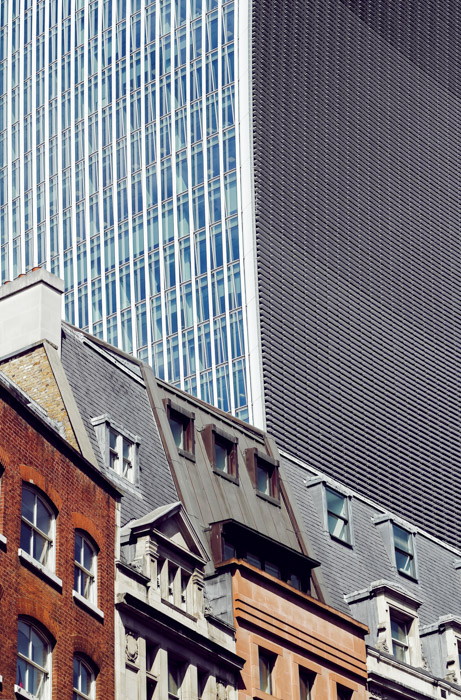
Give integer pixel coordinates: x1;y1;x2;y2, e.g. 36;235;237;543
0;391;116;699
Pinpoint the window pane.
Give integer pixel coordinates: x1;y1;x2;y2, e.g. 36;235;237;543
31;629;46;665
256;464;270;495
328;513;348;541
36;497;51;535
18;622;29;657
326;489;347;518
20;521;32;552
393;524;411;553
259;651;273;694
391;617;408;643
215;441;228;472
22;489;35;522
169;416;184;448
395;549;412;574
33;530;47;564
83;540;93;571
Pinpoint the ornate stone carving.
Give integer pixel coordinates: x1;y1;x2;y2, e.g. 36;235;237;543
375;622;389;653
125;631;139;663
216;679;227;700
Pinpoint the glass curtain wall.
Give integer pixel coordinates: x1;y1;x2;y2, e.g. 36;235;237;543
0;0;249;419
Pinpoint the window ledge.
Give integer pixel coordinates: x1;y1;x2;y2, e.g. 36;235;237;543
15;685;37;699
330;533;353;549
72;589;104;620
0;532;6;547
397;569;418;583
213;468;239;485
178;447;195;462
18;549;62;590
256;490;281;507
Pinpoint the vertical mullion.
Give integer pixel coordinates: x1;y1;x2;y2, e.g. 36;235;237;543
41;0;50;270
156;1;168;380
97;0;107;339
83;0;92;330
126;0;138;356
140;0;154;365
171;1;185;387
202;1;218;407
112;0;121;345
5;0;13;282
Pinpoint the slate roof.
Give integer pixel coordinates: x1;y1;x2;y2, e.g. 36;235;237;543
283;452;461;629
60;324;178;525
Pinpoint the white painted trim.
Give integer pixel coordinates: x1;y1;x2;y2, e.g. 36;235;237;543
72;589;105;619
18;548;63;589
14;685;37;699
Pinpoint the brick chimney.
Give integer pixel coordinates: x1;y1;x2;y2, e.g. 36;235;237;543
0;268;64;358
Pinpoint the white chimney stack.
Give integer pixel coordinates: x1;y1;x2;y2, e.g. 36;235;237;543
0;268;64;358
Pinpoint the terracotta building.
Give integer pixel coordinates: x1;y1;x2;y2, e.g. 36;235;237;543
0;277;121;699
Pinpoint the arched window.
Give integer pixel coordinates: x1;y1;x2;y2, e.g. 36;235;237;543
20;486;55;570
16;619;51;698
74;531;97;602
73;656;95;700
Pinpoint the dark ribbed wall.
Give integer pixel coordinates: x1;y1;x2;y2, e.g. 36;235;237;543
252;0;461;546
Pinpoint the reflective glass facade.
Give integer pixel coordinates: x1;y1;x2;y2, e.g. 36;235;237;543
0;0;250;420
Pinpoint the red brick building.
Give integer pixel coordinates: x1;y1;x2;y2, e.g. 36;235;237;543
0;369;120;699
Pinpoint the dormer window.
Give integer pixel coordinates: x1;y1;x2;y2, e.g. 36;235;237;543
202;424;238;482
325;487;351;545
245;448;280;504
91;415;140;484
214;520;319;595
110;429;135;480
345;581;423;668
393;524;416;578
164;399;195;460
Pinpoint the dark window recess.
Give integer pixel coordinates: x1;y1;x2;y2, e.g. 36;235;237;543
299;669;315;700
202;424;238;481
245;447;280;503
337;684;353;700
259;648;276;694
164;398;195;460
211;520;319;595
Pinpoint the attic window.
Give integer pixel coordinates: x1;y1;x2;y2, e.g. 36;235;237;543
393;524;416;579
91;415;140;484
202;424;238;483
217;522;317;595
164;399;195;461
245;448;280;504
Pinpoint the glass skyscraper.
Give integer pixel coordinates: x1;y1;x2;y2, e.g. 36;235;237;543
0;0;263;424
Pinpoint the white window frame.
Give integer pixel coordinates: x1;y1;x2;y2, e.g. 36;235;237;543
373;514;419;581
16;619;51;699
73;655;96;700
325;486;352;545
74;531;97;604
91;415;140;484
392;523;416;579
389;610;410;663
20;486;56;573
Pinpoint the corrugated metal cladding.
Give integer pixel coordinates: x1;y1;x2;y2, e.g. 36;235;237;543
251;0;461;546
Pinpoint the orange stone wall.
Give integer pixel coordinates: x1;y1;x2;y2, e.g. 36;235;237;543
231;561;368;700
